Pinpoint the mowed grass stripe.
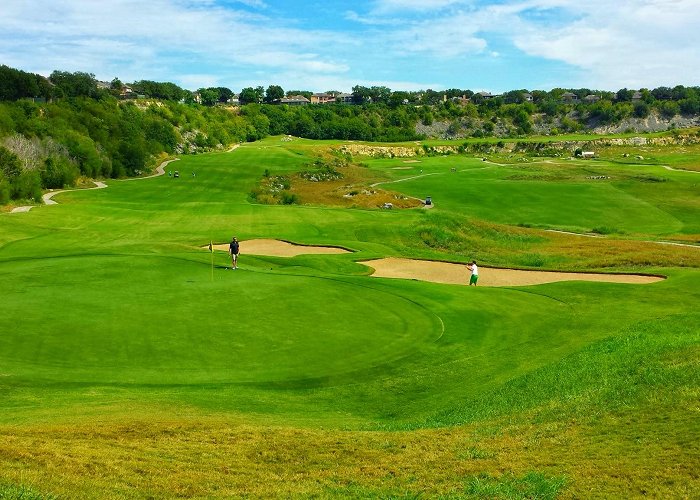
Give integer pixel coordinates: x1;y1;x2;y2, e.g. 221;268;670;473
0;255;442;386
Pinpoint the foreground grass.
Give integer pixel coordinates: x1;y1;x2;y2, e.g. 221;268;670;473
1;314;697;498
1;136;698;498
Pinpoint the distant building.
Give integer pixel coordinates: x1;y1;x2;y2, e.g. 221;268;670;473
584;94;601;103
310;93;336;104
632;91;643;101
120;86;137;100
522;93;533;102
561;92;578;102
280;95;310;105
309;92;355;104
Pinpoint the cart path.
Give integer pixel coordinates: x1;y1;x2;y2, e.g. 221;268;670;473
119;158;179;181
660;165;700;174
545;229;699;249
8;158;179;212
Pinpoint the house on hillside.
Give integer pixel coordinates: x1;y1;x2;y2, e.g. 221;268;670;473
280;95;310;105
523;93;533;102
120;86;137;100
561;92;578;102
310;93;336;104
228;94;240;105
584;94;601;103
476;91;497;99
632;91;643;101
336;92;353;103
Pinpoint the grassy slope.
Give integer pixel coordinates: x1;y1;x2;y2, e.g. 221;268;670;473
0;136;698;498
362;154;699;236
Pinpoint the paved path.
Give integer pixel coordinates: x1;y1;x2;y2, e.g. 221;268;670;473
9;205;33;213
43;181;108;205
546;229;699;249
661;165;700;174
119;158;179;181
8;158;179;213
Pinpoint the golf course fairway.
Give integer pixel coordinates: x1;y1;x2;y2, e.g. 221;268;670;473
1;136;698;498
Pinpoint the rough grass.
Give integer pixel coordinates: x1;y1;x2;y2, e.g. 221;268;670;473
0;314;696;498
406;211;700;270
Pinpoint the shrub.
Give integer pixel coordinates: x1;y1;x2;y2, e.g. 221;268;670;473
280;191;299;205
41;155;79;189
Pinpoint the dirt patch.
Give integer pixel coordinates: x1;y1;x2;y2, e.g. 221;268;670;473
210;239;351;257
402;160;421;164
361;258;664;286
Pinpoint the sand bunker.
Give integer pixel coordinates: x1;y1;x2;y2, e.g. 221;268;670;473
210;239;351;257
361;258;664;286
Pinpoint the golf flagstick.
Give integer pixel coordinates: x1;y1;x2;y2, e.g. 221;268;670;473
209;240;214;281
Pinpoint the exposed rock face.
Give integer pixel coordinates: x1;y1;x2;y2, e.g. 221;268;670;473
338;133;700;158
338;144;461;158
416;112;700;140
592;114;700;134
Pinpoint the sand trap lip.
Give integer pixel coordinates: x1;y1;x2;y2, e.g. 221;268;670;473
360;258;664;286
209;239;352;257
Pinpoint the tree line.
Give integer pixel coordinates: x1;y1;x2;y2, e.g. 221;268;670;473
2;63;700;205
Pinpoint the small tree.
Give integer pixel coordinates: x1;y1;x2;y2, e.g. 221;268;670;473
0;146;21;180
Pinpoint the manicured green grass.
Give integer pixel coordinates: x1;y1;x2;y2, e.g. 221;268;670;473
363;154;699;236
0;136;698;497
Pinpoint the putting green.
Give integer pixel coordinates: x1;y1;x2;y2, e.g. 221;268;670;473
0;254;442;387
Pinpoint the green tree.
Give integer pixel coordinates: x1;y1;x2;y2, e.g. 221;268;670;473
49;71;99;98
265;85;285;103
0;146;22;180
196;88;219;106
657;100;680;118
239;87;264;104
633;101;650;118
0;65;40;100
615;88;634;101
679;98;700;115
41;155;79;189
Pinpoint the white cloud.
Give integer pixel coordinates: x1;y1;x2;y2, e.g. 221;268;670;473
178;74;222;89
2;0;699;93
370;0;468;13
0;0;351;88
511;0;700;88
387;16;488;58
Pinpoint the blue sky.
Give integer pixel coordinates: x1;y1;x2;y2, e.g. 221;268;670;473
2;0;699;93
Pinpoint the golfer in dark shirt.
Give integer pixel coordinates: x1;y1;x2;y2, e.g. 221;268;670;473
229;237;240;269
